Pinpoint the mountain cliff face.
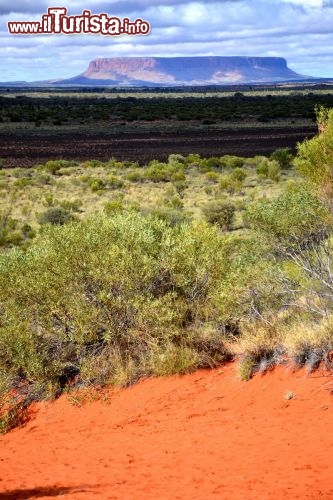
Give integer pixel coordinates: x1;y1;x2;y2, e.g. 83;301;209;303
57;56;305;86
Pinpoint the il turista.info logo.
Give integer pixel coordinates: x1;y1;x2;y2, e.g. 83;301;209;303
8;7;151;36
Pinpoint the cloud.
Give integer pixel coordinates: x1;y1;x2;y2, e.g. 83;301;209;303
0;1;49;16
1;0;333;81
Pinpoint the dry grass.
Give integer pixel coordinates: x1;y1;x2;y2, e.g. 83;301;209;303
0;156;300;235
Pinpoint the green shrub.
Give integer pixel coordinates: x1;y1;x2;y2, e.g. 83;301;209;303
220;155;244;169
210;236;290;323
44;194;56;207
205;171;220;183
238;356;257;381
172;180;187;196
0;213;231;408
231;168;246;183
104;159;126;169
199;157;222;172
144;162;172;182
246;155;267;167
104;199;124;214
90;178;106;192
149;344;199;376
126;170;143;183
60;200;82;213
168;154;186;165
166;194;184;210
219;175;232;191
0;212;27;248
257;159;280;182
256;159;269;178
170;171;186;182
106;175;124;189
43;160;76;175
149;207;188;226
13;177;33;188
184;153;201;167
38;207;75;225
295;106;333;204
83;159;104;168
12;168;33;179
202;200;236;230
270;148;293;170
21;224;35;239
246;186;333;251
267;160;280;182
35;173;51;185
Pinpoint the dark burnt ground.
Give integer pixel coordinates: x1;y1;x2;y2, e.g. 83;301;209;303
0;125;316;167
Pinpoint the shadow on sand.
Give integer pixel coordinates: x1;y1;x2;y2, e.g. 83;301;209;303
0;485;95;499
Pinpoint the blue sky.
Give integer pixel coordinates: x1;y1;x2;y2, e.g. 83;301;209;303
1;0;333;81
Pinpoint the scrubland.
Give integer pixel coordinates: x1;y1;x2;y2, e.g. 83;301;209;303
1;107;333;433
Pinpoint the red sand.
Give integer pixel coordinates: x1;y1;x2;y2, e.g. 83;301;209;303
1;363;333;500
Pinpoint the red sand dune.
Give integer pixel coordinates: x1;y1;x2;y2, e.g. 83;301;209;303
1;363;333;500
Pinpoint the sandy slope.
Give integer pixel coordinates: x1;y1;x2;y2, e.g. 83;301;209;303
0;363;332;500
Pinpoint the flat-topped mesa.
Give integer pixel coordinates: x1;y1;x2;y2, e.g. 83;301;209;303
86;58;158;73
60;56;306;87
85;56;290;73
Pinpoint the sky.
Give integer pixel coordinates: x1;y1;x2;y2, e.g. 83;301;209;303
1;0;333;82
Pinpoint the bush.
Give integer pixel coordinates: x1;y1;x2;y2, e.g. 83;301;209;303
205;171;220;183
60;200;82;213
0;212;28;248
295;106;333;205
270;148;293;170
144;162;172;182
210;236;290;324
170;171;186;182
126;170;143;183
231;168;246;183
199;157;222;172
173;180;187;196
38;207;75;226
43;160;77;175
184;153;201;167
13;177;33;188
220;155;244;169
202;200;236;230
104;199;124;214
168;154;186;165
83;159;104;168
246;186;333;251
106;175;124;189
267;160;280;182
90;178;106;192
219;175;232;191
0;213;231;407
256;159;269;178
167;195;184;210
35;173;51;185
149;207;188;226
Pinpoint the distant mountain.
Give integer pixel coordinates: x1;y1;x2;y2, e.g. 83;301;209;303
0;56;331;88
53;56;307;87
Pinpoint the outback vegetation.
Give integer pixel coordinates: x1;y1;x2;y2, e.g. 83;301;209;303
1;91;333;124
3;85;333;166
1;99;333;433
